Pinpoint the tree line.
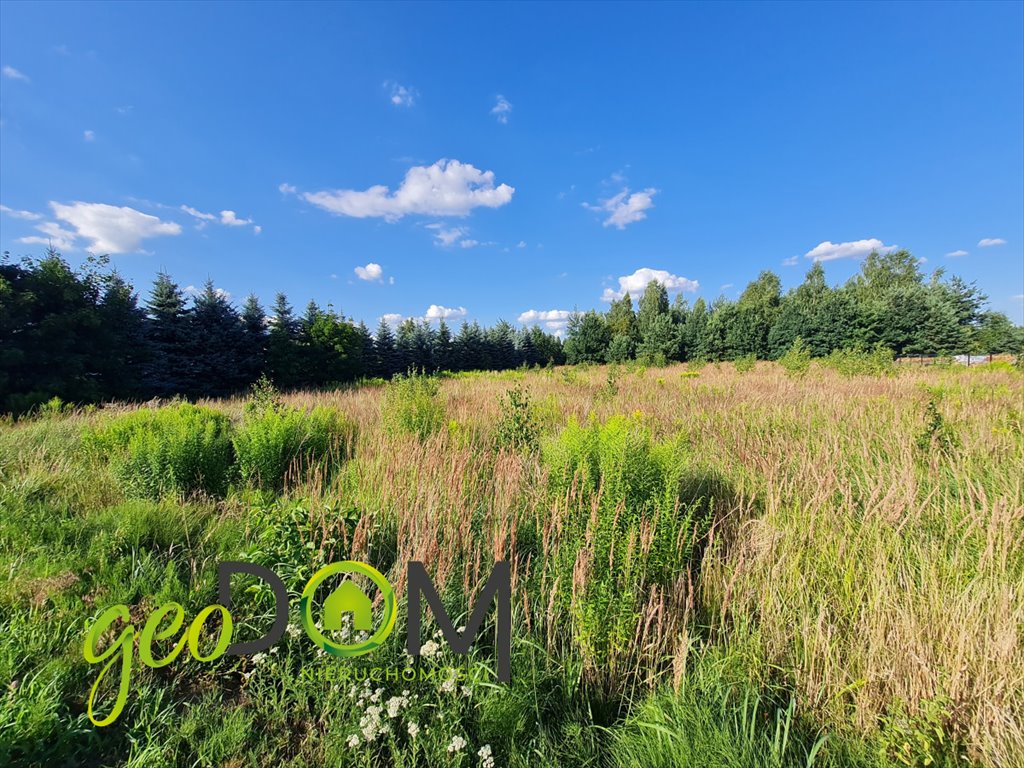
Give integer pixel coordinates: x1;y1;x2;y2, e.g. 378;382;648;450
0;250;564;413
564;250;1022;365
1;248;1021;413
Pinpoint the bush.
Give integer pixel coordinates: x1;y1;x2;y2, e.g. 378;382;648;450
233;401;355;492
87;403;234;499
823;344;896;377
542;415;715;683
733;353;756;373
381;371;446;440
778;338;811;378
494;384;540;452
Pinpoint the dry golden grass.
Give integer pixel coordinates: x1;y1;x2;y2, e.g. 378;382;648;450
275;362;1024;766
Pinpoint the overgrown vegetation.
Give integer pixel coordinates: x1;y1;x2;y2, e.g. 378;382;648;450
1;362;1021;767
85;402;235;499
381;370;446;440
234;380;355;491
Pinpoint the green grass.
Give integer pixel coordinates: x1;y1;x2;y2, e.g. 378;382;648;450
0;363;1019;767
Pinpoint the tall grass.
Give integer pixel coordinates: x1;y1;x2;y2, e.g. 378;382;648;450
0;362;1020;766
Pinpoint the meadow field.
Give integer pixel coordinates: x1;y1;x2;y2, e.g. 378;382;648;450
1;360;1021;768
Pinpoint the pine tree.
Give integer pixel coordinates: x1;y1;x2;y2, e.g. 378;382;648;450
240;293;267;384
145;271;191;396
187;280;248;397
373;318;398;378
267;292;301;388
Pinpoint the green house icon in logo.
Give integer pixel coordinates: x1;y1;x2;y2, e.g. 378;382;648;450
322;579;374;632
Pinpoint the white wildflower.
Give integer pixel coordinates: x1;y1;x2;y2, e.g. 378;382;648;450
447;735;467;753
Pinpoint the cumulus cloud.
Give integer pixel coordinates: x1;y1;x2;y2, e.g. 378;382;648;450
584;188;657;229
303;159;514;220
945;249;969;258
220;210;253;227
2;65;29;82
491;95;512;124
279;183;297;195
1;204;42;220
424;304;467;321
518;309;571;335
601;267;699;302
37;202;182;253
354;262;384;281
804;238;897;262
380;313;405;327
978;238;1006;247
385;81;417;107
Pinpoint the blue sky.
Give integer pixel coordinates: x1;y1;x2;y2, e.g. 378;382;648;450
2;1;1022;333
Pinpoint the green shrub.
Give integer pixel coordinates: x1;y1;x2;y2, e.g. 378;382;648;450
778;338;811;378
381;371;446;440
915;399;959;457
733;353;756;373
823;344;896;377
87;403;234;499
542;415;715;681
233;401;355;492
494;384;540;452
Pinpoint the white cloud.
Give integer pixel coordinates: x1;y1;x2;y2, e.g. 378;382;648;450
720;283;734;291
519;308;569;325
978;238;1006;247
181;204;216;221
354;262;384;281
805;238;897;262
303;159;514;220
424;304;467;321
385;81;417;107
1;204;42;220
782;255;800;266
491;95;512;124
279;182;297;195
516;240;527;248
945;249;969;258
1012;294;1023;302
2;65;29;82
584;187;657;229
459;239;479;249
46;202;181;253
83;130;95;142
253;225;261;235
427;224;468;246
220;210;253;227
380;312;405;327
601;267;699;302
18;221;78;251
519;309;571;336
